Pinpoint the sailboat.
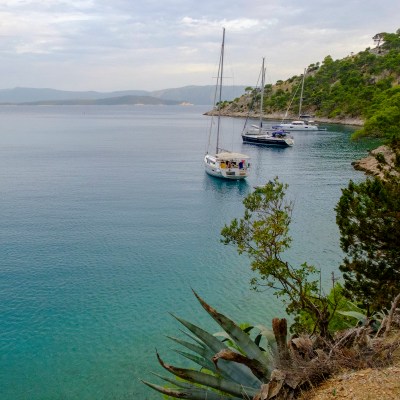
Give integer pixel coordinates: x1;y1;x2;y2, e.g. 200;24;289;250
241;58;294;147
204;28;250;180
274;68;320;131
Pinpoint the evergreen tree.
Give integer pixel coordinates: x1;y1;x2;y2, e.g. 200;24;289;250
335;176;400;313
222;28;400;143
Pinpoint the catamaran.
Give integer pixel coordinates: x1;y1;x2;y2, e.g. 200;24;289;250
274;68;320;131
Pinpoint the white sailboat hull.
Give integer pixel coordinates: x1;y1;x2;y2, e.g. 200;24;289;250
204;28;251;180
204;154;249;180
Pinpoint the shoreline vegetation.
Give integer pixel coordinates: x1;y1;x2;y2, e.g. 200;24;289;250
144;29;400;399
205;27;400;157
204;109;364;127
205;109;400;178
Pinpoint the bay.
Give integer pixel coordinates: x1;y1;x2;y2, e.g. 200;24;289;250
0;105;372;399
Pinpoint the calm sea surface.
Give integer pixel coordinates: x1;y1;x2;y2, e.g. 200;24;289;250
0;105;373;399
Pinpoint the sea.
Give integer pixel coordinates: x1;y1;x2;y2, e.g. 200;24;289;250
0;105;375;399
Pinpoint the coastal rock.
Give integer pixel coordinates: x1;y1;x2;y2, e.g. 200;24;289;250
352;145;399;179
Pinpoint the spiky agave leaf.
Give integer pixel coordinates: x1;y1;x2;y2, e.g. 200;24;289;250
142;293;279;399
211;347;273;379
193;290;274;378
168;336;251;383
214;324;276;353
141;379;236;400
178;328;209;348
167;335;213;360
144;370;237;399
172;348;216;372
148;371;195;389
156;351;259;398
337;310;372;327
146;371;249;399
171;313;262;388
253;324;278;355
170;313;229;354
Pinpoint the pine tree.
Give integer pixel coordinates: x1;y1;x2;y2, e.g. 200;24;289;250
335;176;400;313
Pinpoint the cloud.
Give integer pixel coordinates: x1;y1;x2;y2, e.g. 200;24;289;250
0;0;399;90
180;16;264;34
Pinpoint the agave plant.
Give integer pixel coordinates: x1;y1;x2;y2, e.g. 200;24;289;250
142;291;400;399
142;290;278;399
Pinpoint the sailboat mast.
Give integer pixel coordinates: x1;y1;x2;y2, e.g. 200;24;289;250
259;57;265;131
299;67;306;118
216;27;225;154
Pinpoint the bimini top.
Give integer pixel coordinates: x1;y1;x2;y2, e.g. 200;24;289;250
288;120;306;125
215;152;251;160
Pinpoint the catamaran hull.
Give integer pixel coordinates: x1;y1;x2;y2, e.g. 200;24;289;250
242;135;294;147
273;123;319;131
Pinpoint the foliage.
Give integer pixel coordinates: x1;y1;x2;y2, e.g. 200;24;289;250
352;86;400;143
143;291;400;399
335;176;400;314
292;282;386;334
143;172;400;398
223;28;400;142
214;322;277;355
381;29;400;51
142;291;276;399
220;178;342;337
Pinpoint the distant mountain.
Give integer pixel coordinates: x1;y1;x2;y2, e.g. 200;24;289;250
0;85;248;105
150;85;248;105
20;95;180;106
0;87;149;104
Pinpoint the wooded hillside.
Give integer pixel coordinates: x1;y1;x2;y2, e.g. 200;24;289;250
222;29;400;143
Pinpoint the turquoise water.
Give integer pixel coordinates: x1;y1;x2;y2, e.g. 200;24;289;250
0;105;372;399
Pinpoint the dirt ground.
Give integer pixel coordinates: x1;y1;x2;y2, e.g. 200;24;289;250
300;365;400;399
299;328;400;400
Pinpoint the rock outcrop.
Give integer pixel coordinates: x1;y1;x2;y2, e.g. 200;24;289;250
352;145;399;179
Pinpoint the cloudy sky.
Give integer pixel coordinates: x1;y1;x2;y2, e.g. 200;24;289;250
0;0;399;92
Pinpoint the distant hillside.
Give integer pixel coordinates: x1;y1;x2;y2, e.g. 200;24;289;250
0;87;149;104
20;95;180;106
0;85;248;106
151;85;248;105
219;28;400;140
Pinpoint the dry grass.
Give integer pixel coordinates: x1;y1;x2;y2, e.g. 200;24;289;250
299;365;400;399
298;331;400;399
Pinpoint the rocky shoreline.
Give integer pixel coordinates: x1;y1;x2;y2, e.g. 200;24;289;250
206;109;400;178
204;109;364;126
352;145;399;179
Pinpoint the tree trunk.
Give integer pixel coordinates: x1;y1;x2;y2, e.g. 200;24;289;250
272;318;291;363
